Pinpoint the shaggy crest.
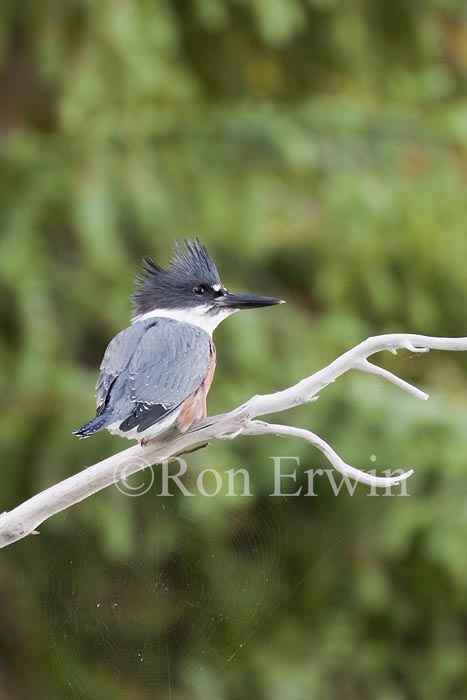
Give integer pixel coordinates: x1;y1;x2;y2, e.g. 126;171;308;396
131;238;221;316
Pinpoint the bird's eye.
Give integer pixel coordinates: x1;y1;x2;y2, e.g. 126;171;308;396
193;285;206;295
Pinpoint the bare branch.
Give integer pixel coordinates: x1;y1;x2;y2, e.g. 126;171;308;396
1;333;466;549
356;359;429;400
242;420;413;487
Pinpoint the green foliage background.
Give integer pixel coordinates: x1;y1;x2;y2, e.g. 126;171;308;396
1;1;467;698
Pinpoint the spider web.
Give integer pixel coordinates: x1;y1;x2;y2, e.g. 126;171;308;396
44;483;287;699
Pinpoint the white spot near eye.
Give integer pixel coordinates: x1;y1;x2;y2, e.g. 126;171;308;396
212;284;221;291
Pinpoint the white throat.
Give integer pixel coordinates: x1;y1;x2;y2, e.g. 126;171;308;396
132;306;237;335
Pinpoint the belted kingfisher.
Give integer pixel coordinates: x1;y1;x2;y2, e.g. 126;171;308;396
74;239;284;444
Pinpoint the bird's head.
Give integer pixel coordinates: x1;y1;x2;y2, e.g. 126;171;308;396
131;239;284;333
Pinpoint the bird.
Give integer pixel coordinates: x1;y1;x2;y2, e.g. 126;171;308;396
73;239;284;445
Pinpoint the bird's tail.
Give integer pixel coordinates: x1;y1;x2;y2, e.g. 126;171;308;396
73;407;114;438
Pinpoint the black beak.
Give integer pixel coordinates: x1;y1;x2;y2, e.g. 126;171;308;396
215;291;285;310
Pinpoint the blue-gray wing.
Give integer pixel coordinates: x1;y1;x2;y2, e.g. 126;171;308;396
95;318;211;433
95;321;148;412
